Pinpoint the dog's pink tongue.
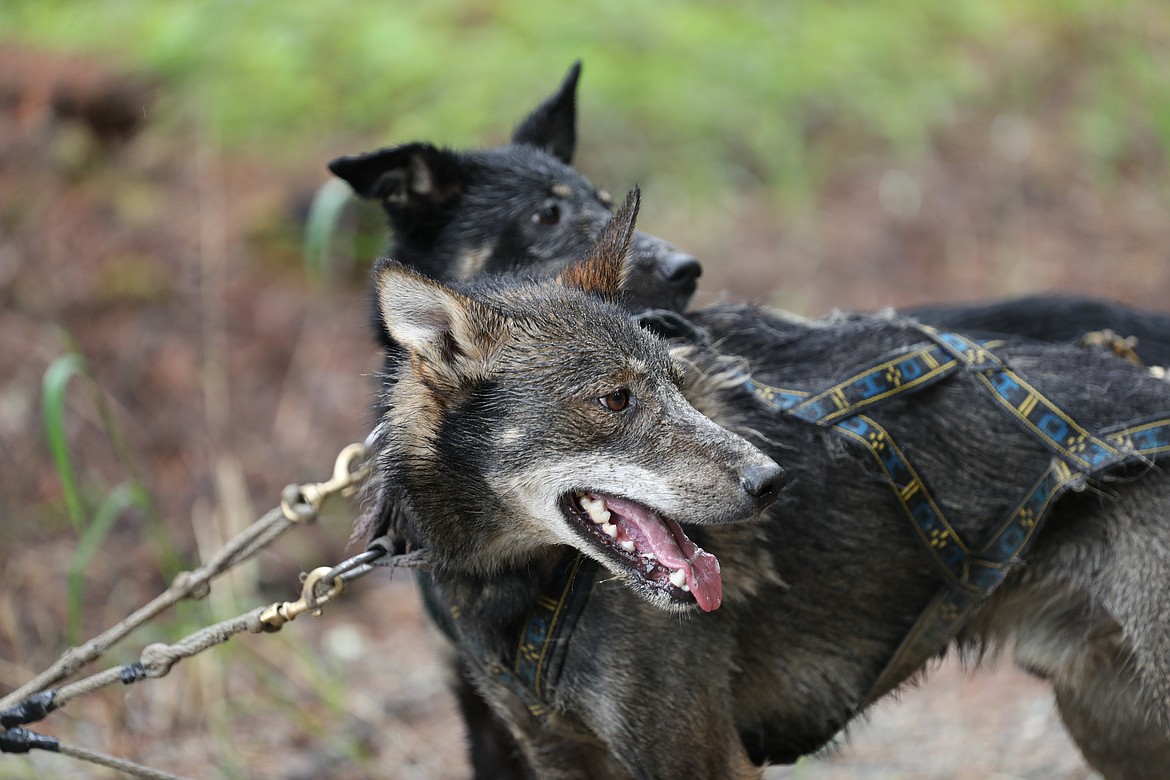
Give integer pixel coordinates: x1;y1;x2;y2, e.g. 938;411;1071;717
680;553;723;613
602;496;723;612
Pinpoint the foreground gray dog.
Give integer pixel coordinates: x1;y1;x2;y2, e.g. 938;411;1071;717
368;191;1170;779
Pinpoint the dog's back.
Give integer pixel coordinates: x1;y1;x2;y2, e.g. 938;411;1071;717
682;301;1170;776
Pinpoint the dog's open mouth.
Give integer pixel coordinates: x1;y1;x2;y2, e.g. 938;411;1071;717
561;492;722;612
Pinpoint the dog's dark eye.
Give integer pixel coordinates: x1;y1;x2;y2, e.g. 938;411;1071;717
599;388;631;412
532;203;561;225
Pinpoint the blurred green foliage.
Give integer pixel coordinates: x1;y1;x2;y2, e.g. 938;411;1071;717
4;0;1169;202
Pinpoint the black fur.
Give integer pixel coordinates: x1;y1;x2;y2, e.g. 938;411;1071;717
909;294;1170;366
681;302;1170;775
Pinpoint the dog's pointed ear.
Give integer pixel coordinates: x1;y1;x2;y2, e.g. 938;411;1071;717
374;259;505;379
559;187;640;301
511;61;580;164
328;142;465;210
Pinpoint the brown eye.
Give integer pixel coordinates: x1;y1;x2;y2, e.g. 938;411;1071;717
532;203;561;225
599;388;631;412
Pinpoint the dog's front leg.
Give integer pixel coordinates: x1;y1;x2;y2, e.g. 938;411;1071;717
548;599;762;779
451;658;534;779
481;639;761;777
512;711;759;780
607;693;760;780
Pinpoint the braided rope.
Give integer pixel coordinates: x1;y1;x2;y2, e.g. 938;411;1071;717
0;505;292;712
1;443;376;780
57;743;191;780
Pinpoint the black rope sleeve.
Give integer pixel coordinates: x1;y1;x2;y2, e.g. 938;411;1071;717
1;727;60;754
0;691;57;729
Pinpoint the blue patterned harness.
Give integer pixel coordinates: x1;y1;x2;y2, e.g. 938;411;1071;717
436;553;597;720
743;325;1170;706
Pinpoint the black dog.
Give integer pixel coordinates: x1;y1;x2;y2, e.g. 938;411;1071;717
328;61;701;340
330;63;1170;370
372;192;1170;778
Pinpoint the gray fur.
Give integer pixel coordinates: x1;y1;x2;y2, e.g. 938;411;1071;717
370;204;1170;778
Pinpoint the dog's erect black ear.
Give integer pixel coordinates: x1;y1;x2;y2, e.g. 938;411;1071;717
511;61;581;164
328;142;466;208
374;258;505;380
560;187;640;300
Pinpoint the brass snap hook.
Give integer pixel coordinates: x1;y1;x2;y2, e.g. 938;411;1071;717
281;442;371;522
258;566;344;631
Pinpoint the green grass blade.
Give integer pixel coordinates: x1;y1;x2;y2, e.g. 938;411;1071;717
42;353;89;533
66;482;148;643
78;363;181;576
303;177;353;283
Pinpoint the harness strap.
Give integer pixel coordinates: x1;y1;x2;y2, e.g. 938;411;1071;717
743;328;1170;710
922;327;1126;470
787;340;970;425
828;412;973;584
747;371;999;589
453;553;597;719
865;413;1170;704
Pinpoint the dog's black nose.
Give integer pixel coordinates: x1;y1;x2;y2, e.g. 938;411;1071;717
660;252;702;286
741;462;785;510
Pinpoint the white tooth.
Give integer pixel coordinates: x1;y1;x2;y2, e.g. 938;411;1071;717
669;568;687;588
579;495;611;524
620;539;636;552
602;522;618;538
682;583;690;592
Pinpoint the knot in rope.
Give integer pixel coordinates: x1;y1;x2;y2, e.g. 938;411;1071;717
169;571;211;600
244;610;267;634
139;642;180;678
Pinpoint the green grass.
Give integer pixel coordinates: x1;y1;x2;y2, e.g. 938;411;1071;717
304;176;356;283
41;352;89;532
4;0;1169;203
41;348;180;642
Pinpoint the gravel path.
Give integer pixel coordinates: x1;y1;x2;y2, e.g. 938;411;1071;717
767;659;1098;779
